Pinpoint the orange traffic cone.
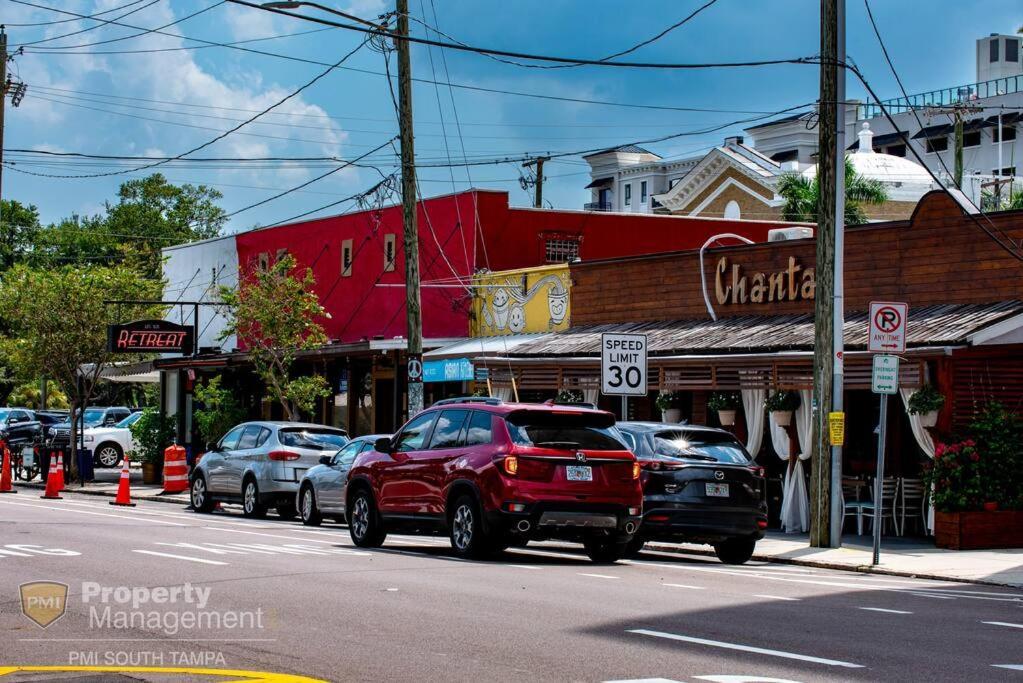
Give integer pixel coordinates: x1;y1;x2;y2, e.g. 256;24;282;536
0;443;17;494
40;454;62;499
109;455;135;507
55;451;66;492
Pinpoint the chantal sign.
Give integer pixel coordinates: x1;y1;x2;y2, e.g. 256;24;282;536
107;320;195;355
714;255;816;306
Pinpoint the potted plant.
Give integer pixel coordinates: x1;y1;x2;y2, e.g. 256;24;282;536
765;390;800;427
656;391;683;423
130;408;175;485
908;385;945;427
707;392;740;426
555;389;584;404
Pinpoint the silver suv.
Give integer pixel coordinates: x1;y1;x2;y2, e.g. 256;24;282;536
189;421;349;519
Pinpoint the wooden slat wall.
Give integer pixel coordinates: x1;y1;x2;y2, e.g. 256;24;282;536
570;192;1023;325
950;346;1023;428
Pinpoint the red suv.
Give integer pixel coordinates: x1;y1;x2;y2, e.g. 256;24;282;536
345;398;643;562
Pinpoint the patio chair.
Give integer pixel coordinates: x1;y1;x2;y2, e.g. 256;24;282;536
860;478;899;536
841;484;867;535
898;477;927;537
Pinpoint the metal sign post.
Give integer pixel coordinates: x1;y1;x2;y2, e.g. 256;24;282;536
869;332;904;566
873;393;889;566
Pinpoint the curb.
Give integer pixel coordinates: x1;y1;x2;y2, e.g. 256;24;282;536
643;541;1022;590
15;481;189;506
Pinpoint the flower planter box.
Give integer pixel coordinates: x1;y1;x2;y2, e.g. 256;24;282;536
934;510;1023;550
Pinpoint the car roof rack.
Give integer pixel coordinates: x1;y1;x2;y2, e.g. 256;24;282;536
431;396;503;407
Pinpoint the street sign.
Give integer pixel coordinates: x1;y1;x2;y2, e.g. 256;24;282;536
600;333;648;396
107;319;194;355
871;354;900;395
868;301;908;354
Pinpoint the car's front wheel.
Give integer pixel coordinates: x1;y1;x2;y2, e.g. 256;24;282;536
190;474;214;513
348;489;386;547
299;486;322;526
714;538;756;565
95;443;122;468
584;536;628;563
241;478;267;519
449;495;494;559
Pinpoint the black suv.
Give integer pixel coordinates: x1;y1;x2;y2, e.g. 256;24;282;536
0;408;43;447
617;422;768;564
47;406;132;447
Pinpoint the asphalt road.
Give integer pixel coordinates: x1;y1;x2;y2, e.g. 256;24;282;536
1;491;1021;683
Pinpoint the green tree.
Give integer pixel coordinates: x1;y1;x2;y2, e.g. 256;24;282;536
219;254;329;421
6;380;69;409
0;264;162;481
0;199;42;270
778;157;889;225
194;375;248;446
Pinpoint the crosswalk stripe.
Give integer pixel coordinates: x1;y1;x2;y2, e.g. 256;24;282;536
131;550;228;565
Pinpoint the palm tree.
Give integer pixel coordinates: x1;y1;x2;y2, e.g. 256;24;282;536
778;157;889;225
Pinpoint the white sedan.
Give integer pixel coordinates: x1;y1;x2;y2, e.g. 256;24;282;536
83;411;141;468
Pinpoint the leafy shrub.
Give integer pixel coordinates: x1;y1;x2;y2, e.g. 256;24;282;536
765;390;800;412
923;440;983;512
908;385;945;415
555;389;583;404
966;402;1022;509
707;392;740;411
194;376;247;447
129;408;175;466
656;391;682;412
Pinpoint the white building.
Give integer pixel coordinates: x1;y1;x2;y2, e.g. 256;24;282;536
162;233;238;352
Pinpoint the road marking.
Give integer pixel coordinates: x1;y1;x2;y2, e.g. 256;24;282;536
627;629;863;668
857;607;912;614
983;621;1023;630
992;665;1023;671
754;594;800;601
508;564;539;570
662;583;705;590
909;592;956;600
131;550;229;565
578;573;619;580
0;499;186;525
201;526;367;553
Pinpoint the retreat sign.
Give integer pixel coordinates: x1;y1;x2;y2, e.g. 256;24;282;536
107;320;195;355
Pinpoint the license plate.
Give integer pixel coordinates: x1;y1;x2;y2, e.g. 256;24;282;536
565;465;593;482
21;447;34;466
705;483;729;497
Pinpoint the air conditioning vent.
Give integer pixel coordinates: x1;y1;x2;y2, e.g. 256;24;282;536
767;227;815;242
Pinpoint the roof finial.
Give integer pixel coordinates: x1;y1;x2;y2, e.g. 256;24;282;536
857;122;874;154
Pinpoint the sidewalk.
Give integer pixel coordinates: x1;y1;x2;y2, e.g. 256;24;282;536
16;468;189;505
648;531;1023;588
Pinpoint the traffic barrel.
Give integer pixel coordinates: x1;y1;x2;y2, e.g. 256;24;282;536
161;444;188;494
109;454;136;507
0;442;17;494
40;455;63;499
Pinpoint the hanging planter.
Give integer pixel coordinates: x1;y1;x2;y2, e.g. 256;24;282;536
655;391;683;424
765;390;801;428
908;385;945;428
708;392;740;427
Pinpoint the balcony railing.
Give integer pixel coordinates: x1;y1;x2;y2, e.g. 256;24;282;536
584;202;613;212
860;75;1023;119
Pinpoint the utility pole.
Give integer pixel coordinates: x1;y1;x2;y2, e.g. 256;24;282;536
810;0;843;548
924;103;983;189
1;27;8;206
522;156;549;208
395;0;424;416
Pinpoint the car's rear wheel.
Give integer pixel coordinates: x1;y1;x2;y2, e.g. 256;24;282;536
714;538;756;565
190;474;214;513
300;485;322;526
623;537;646;558
584;536;628;563
95;443;122;468
242;478;267;518
348;489;386;547
449;494;494;559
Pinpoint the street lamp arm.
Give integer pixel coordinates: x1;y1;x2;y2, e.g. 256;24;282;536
257;0;390;30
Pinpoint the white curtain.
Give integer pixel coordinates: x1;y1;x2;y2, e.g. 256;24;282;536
769;412;790;458
583;389;598;406
779;390;813;533
741;388;766;459
494;387;514;402
900;387;936;532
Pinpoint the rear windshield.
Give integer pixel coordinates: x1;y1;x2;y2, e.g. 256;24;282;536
505;413;625;451
650;430;751;464
279;429;348;451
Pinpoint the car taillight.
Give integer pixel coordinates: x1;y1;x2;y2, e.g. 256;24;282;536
503;455;518;476
268;450;300;461
632;462;641;479
750;465;765;477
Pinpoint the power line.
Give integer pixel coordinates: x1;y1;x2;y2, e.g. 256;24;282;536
2;0;149;27
12;0;164;48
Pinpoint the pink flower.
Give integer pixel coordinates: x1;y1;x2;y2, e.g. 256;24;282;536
970;453;980;462
964;439;976;448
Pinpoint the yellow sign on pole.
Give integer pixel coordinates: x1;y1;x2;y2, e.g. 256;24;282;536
828;411;845;446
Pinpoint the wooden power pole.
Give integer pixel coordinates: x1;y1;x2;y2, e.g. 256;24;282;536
396;0;424;416
523;156;549;208
0;27;7;205
924;104;983;189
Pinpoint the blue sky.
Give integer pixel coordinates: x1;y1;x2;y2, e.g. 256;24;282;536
3;0;1021;230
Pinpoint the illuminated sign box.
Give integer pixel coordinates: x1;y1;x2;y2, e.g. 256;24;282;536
423;358;474;383
107;320;195;355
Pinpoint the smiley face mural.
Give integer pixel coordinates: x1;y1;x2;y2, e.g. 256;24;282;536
473;264;572;336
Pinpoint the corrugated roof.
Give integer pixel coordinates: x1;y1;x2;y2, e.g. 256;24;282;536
507;302;1023;357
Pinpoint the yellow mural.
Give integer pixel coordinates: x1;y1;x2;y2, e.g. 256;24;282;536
472;264;571;336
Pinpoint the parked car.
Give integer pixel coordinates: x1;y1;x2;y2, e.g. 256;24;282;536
189;422;349;519
616;421;768;564
0;408;43;447
296;434;389;526
34;410;69;428
345;398;644;562
47;406;133;448
81;411;143;468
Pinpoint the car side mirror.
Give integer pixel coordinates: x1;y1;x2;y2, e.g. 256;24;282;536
205;442;220;453
318;454;333;466
374;437;393;454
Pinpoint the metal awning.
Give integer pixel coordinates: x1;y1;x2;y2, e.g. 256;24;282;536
912;123;953;139
425;334;552;360
97;360;160;384
584;177;613;189
504;301;1023;358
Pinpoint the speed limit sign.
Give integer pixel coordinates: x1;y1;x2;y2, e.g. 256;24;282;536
601;333;648;396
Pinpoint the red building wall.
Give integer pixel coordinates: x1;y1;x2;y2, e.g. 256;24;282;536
233;190;803;345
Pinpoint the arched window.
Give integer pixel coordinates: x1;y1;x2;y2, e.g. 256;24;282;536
724;200;741;220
